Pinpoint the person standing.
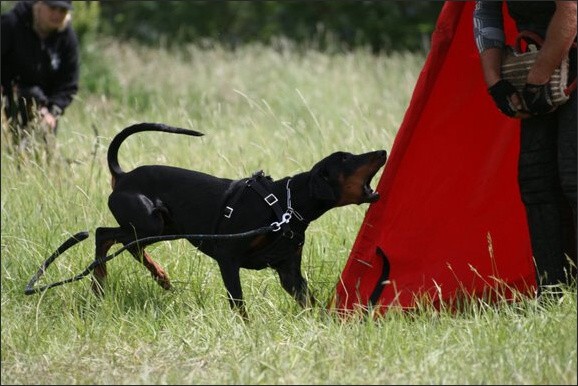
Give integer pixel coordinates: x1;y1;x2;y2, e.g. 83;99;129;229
1;0;79;148
473;1;577;293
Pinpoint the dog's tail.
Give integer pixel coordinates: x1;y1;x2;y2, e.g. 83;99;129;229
108;122;204;178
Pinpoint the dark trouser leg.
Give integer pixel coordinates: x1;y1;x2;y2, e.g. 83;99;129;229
558;92;577;282
518;92;577;289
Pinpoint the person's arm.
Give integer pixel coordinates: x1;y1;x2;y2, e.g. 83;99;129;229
473;1;505;87
527;1;577;85
473;1;528;118
522;1;577;114
46;27;79;117
478;47;502;88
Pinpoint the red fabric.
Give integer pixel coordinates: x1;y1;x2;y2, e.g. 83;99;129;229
331;1;536;314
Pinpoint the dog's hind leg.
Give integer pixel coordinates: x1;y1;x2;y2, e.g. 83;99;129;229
126;245;172;290
93;226;172;294
92;226;122;296
108;192;171;290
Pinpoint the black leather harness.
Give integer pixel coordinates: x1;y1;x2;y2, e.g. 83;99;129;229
214;170;306;248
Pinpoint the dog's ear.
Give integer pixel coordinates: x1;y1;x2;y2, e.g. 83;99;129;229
309;169;336;201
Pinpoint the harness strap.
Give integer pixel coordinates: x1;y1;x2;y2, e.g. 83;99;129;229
210;178;247;236
222;179;249;220
246;171;292;235
218;170;296;237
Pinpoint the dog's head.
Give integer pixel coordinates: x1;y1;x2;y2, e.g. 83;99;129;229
309;150;387;206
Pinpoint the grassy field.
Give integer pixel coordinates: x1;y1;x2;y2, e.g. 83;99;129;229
1;38;576;385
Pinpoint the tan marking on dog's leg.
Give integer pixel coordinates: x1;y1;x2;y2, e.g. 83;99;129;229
138;251;172;290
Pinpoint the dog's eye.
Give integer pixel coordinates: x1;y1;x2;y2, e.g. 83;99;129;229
342;154;350;162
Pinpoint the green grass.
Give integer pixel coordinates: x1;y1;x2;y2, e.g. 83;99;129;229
2;39;576;385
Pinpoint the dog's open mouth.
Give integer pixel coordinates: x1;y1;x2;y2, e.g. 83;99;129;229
362;151;387;203
364;180;380;203
363;166;383;203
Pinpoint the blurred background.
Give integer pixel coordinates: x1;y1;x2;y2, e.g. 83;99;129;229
1;1;443;53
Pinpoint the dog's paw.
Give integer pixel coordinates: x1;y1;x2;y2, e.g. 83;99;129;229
154;275;172;290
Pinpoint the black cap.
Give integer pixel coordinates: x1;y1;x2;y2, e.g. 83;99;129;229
43;0;73;10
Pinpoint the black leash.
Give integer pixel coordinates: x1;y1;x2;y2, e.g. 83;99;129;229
24;225;274;296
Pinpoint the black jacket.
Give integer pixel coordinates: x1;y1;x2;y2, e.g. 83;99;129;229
1;1;79;115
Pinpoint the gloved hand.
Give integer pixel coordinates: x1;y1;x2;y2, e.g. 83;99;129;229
523;83;556;115
488;79;524;117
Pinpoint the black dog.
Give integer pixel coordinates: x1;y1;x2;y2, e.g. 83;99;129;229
92;123;386;318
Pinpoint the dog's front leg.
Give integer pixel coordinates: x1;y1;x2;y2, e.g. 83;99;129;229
275;255;317;309
217;261;248;319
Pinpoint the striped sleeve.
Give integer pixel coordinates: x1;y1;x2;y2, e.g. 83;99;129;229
473;1;506;53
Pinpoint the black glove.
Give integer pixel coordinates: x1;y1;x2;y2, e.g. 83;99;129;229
488;79;519;117
523;83;555;115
